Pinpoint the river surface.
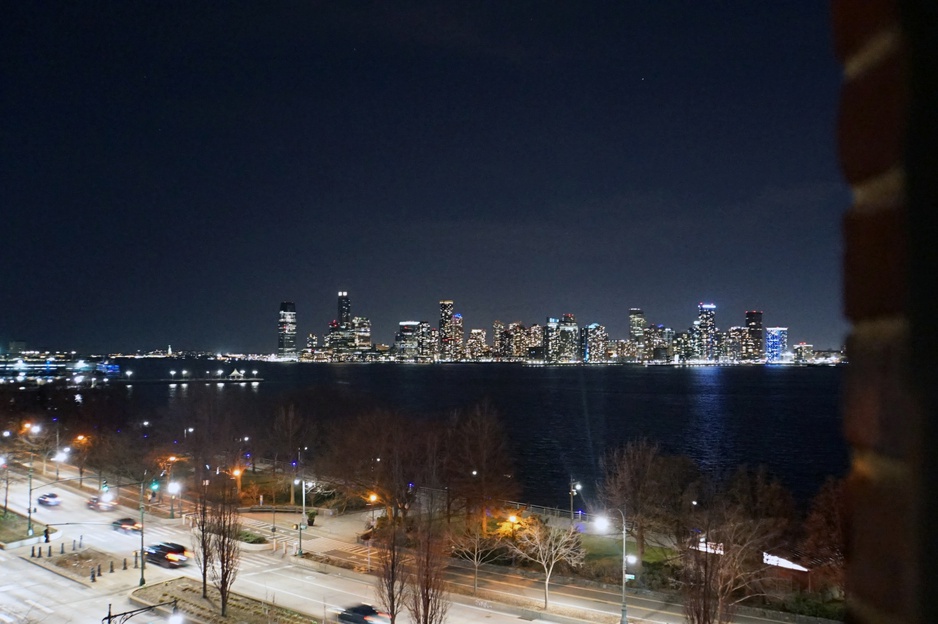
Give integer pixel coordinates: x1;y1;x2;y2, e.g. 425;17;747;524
114;360;846;509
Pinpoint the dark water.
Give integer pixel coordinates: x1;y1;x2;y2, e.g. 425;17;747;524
116;360;846;509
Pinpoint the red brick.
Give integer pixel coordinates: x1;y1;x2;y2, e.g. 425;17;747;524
842;328;917;458
842;206;908;320
844;467;917;621
837;50;909;185
831;0;900;64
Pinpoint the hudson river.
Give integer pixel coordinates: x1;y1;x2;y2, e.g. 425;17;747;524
117;360;846;509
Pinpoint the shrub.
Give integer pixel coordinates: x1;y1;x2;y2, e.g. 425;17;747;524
238;530;268;544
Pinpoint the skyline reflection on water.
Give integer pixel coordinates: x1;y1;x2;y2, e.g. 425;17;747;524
116;359;845;509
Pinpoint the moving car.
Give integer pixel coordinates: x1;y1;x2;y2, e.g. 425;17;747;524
87;497;115;511
37;493;61;506
337;604;391;624
112;517;142;533
144;542;191;568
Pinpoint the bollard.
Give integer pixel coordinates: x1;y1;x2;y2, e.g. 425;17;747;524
31;546;35;558
97;564;102;577
123;558;127;570
72;539;76;551
61;543;65;554
109;561;114;573
79;535;83;548
134;552;138;568
90;568;96;583
48;545;52;557
37;547;42;559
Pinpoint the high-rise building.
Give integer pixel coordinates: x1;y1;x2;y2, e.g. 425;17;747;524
492;320;507;357
629;309;646;342
697;303;717;361
395;321;420;359
278;301;297;358
765;327;789;362
439;300;458;360
466;329;486;360
338;291;351;326
452;313;465;359
580;323;608;362
745;310;764;360
725;326;748;362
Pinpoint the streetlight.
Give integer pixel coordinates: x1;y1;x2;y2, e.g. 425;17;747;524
599;508;630;624
294;479;315;556
168;482;180;519
569;479;582;523
170;370;176;380
233;468;242;494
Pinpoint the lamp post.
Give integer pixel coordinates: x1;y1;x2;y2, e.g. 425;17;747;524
368;493;378;572
609;507;629;624
233;469;242;494
569;479;582;524
293;478;308;556
168;482;180;519
139;478;146;586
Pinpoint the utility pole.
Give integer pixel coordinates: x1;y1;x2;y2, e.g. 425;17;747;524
139;477;146;586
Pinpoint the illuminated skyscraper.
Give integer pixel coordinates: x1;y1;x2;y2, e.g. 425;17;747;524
765;327;789;362
338;291;351;326
697;303;717;361
745;310;764;360
395;321;420;359
278;301;297;358
466;329;486;360
439;300;459;360
580;323;608;362
629;309;646;342
452;313;465;359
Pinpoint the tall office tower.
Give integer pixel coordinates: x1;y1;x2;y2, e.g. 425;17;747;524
628;308;646;342
508;322;527;358
439;300;456;360
492;320;507;357
428;326;441;359
306;334;318;350
527;324;543;348
580;323;609;363
466;329;487;360
351;317;372;350
726;326;749;362
697;303;717;361
745;310;764;360
554;313;580;362
765;327;789;362
643;324;672;362
338;291;352;326
672;331;692;362
543;318;560;362
451;313;465;359
278;301;297;358
395;321;420;358
416;322;434;359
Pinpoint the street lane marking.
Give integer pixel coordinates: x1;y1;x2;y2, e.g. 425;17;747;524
23;600;54;614
0;611;14;623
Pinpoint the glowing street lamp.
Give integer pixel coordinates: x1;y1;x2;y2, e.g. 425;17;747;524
167;481;180;519
233;468;242;494
569;479;582;523
598;508;630;624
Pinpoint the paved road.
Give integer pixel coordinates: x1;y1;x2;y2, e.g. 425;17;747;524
3;466;809;624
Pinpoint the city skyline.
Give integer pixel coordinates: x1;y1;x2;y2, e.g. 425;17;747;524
2;4;849;353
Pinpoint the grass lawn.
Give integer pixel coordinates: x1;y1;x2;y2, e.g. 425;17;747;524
580;533;675;566
0;511;50;543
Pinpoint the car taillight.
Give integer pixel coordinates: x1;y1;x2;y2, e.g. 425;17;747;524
167;553;182;562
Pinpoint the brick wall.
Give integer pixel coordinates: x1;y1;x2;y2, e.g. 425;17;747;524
833;1;936;623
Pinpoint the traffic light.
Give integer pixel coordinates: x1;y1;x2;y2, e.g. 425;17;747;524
150;480;160;491
102;480;108;492
293;524;299;530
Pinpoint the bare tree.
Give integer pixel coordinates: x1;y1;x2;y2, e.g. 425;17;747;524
191;477;214;599
451;526;503;593
508;517;585;609
445;402;518;534
599;438;660;577
800;476;845;596
405;516;450;624
680;472;792;624
210;482;242;617
375;524;408;624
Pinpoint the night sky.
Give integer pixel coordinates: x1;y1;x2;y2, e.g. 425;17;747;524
2;2;849;354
